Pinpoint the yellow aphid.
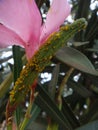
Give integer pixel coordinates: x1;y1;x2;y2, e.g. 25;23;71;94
61;25;69;31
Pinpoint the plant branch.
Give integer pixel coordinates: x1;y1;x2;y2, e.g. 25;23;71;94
6;18;87;124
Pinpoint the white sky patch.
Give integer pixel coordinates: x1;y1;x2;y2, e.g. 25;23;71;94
59;72;65;76
49;0;53;5
41;72;52;84
8;58;14;64
90;0;98;10
2;51;12;58
83;104;88;109
25;102;29;107
67;15;74;23
73;73;81;82
63;86;73;97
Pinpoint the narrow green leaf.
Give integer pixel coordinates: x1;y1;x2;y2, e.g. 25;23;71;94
55;47;98;75
80;99;98;123
12;45;23;82
12;46;23;127
35;84;73;130
48;64;60;99
62;98;80;129
25;104;41;130
68;80;93;98
0;73;13;98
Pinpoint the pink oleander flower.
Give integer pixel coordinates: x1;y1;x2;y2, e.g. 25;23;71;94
0;0;70;59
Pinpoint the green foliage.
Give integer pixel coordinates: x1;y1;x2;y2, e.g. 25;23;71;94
56;47;98;75
9;18;87;106
0;0;98;130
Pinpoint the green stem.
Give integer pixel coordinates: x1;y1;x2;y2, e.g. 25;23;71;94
7;123;12;130
19;101;32;130
7;18;87;121
20;117;29;130
20;90;38;130
47;123;59;130
57;68;74;109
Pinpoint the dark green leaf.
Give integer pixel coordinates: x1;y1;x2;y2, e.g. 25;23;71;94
68;80;93;98
12;45;23;82
0;73;13;98
56;47;98;75
62;98;80;129
80;100;98;123
25;104;41;130
48;64;60;99
35;84;73;130
13;45;23;127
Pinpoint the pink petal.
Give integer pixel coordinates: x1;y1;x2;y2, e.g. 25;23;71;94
40;0;71;44
0;0;41;43
0;24;25;48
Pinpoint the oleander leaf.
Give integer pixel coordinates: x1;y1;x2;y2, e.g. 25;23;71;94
56;47;98;75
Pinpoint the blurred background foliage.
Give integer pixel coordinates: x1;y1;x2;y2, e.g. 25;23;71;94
0;0;98;130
